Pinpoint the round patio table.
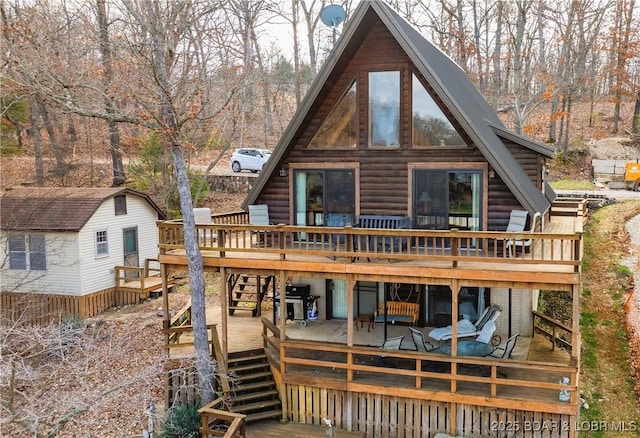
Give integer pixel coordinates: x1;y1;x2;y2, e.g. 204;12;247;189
437;340;494;357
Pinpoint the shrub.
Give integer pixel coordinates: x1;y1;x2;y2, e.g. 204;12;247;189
161;402;201;438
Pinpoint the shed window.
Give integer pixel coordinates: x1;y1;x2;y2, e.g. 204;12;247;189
96;230;109;257
369;71;400;148
114;195;127;215
412;74;464;147
9;234;46;271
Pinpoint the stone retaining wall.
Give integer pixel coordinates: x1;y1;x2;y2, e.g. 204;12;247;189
207;174;257;194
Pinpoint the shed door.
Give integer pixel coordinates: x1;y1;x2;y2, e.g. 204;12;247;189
123;227;139;269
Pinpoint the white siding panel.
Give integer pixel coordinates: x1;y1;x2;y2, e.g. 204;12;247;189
0;231;81;295
491;288;533;337
78;195;160;295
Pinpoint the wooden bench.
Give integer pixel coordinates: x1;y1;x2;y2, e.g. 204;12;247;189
374;301;419;325
355;215;411;258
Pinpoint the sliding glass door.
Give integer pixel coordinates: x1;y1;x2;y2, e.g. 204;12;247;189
413;169;482;232
294;169;356;233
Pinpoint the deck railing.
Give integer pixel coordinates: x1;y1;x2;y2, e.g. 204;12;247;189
157;220;582;270
199;397;246;438
261;328;579;415
532;310;573;350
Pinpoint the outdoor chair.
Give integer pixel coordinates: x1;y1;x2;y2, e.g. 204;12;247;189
507;212;541;257
376;335;405;365
428;304;502;342
474;320;496;345
249;204;272;247
490;333;519;359
490;333;520;377
248;204;271;226
409;327;436;352
193;207;216;245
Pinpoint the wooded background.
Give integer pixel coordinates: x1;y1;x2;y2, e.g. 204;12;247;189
1;0;639;195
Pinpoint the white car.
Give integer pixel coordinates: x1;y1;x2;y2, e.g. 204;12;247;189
230;148;270;173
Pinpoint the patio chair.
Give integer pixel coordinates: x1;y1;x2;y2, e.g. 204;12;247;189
427;304;502;342
381;336;404;350
507;212;541;257
193;207;217;244
249;204;272;246
249;204;271;226
474;320;496;344
409;327;436;352
490;333;520;377
490;333;519;359
377;335;405;365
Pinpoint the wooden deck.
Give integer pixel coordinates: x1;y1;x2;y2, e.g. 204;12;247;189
157;215;583;299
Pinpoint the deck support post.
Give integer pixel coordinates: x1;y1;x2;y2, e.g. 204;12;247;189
279;269;289;423
161;263;170;336
346;274;355;348
220;267;228;360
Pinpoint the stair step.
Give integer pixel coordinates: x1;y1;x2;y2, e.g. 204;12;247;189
231;398;281;414
230;362;269;374
245;409;283;423
234;370;273;382
231;389;279;404
229;301;257;307
228;353;267;365
232;380;275;394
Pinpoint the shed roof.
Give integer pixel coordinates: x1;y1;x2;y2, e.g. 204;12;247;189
246;1;554;215
0;187;165;232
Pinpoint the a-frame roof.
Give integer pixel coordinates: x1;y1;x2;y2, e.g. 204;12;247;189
0;187;165;232
246;0;554;215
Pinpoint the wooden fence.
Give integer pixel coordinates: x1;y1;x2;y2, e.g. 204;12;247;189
0;289;115;325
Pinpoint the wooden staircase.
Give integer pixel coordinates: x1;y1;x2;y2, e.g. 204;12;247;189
226;349;282;423
227;274;274;317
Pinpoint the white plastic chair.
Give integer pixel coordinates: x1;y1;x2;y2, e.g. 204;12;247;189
193;207;216;244
507;212;541;257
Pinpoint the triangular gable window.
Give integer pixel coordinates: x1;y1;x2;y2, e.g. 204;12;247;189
412;73;464;147
309;81;357;149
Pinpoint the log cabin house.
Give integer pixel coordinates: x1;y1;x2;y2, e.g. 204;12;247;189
157;2;584;437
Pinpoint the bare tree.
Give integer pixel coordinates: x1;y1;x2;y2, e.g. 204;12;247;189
119;0;227;405
96;0;126;186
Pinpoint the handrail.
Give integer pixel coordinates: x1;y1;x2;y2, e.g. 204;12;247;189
157;221;582;268
199;397;246;438
532;310;573;350
166;299;192;346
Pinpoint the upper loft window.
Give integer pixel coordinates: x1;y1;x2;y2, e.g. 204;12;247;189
309;81;357;149
114;195;127;215
412;73;464;147
369;71;400;148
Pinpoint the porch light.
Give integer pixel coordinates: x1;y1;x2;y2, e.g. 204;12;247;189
279;167;287;177
488;168;495;179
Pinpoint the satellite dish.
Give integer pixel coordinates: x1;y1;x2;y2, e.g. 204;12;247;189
320;4;346;28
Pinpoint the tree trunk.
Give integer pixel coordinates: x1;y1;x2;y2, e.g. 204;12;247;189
125;0;216;405
491;0;503;95
291;0;302;107
633;90;640;134
36;98;67;178
29;98;45;186
96;0;126;187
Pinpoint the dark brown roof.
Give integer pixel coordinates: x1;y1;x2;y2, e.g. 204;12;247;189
246;1;554;215
0;187;165;232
